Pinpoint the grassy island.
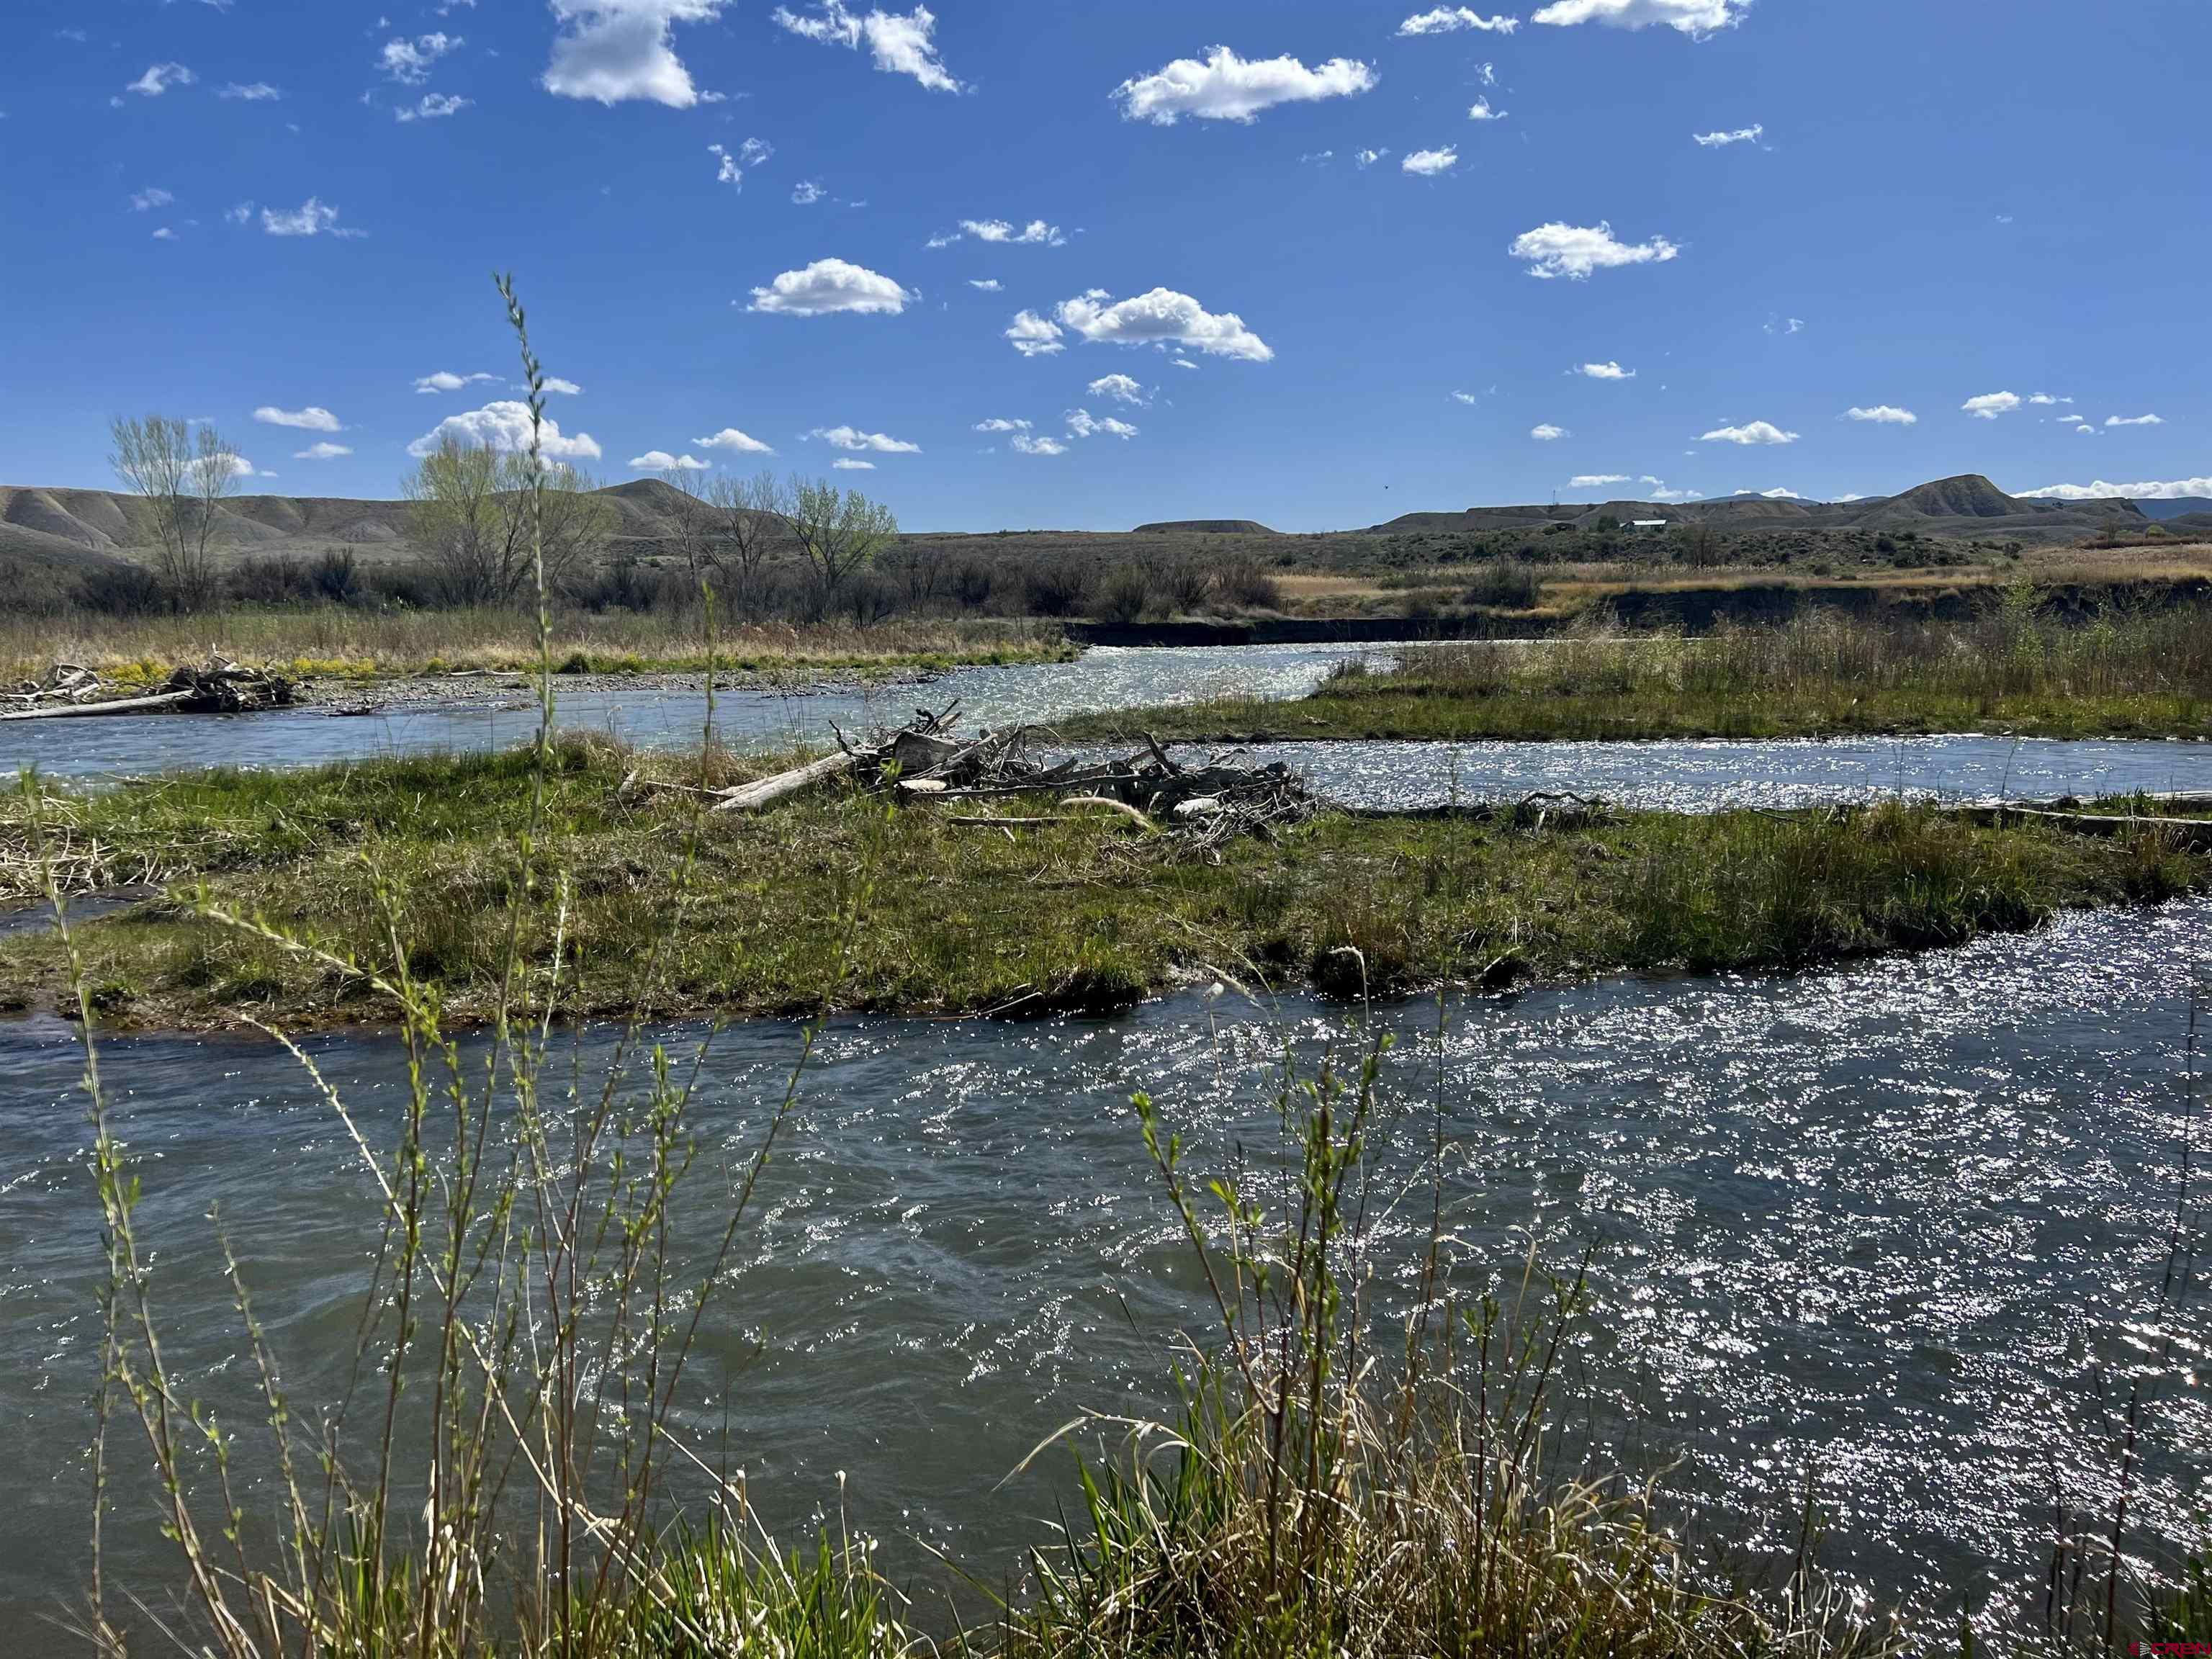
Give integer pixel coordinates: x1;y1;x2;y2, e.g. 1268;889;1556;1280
1058;605;2212;745
3;736;2206;1031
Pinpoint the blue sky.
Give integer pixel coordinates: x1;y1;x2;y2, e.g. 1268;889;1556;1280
2;0;2206;531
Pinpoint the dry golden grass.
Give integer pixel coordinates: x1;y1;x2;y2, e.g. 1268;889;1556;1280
0;608;1069;685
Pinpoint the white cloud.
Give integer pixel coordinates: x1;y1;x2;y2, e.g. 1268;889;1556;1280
1112;45;1376;125
1745;486;1799;499
2077;424;2100;436
809;425;920;453
2105;413;2163;427
694;427;774;453
1087;373;1147;405
974;418;1031;432
219;82;282;101
709;138;773;189
791;180;824;204
130;187;174;211
1577;361;1634;379
1530;423;1568;441
380;33;460;86
1570;475;1632;487
253;405;343;431
1402;146;1457;176
395;93;471;121
1397;8;1519;35
959;217;1063;245
1511;220;1679;279
1531;0;1753;37
1961;391;2021;420
1056;287;1272;361
225;202;255;225
1452;391;1478;404
1010;433;1068;456
125;63;195;96
1355;147;1390;168
1465;98;1506;120
293;442;353;460
631;450;711;470
1845;405;1917;425
748;257;911;315
1693;123;1763;148
150;227;176;240
2028;393;2072;406
832;458;876;469
2020;477;2212;502
408;401;602;461
261;198;364;238
1172;356;1198;369
414;370;498;394
545;0;729;108
1066;408;1138;439
1699;420;1797;445
968;278;1002;292
1645;478;1702;501
772;1;963;93
1005;310;1065;356
541;377;584;395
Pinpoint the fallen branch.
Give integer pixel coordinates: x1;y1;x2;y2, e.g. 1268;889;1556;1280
712;749;860;813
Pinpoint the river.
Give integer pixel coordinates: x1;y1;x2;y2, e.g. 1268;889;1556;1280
6;641;2211;809
3;899;2206;1647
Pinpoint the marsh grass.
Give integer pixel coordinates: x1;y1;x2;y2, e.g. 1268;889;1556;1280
1062;603;2212;742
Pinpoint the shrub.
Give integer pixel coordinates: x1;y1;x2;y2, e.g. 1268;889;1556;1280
1092;565;1154;624
1214;557;1282;610
1024;562;1094;617
1462;560;1542;609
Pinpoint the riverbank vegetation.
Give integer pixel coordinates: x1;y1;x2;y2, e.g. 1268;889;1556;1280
1064;601;2212;743
0;610;1070;688
5;734;2208;1030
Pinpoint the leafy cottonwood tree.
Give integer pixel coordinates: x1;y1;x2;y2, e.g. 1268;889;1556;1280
403;436;613;606
107;414;241;611
775;475;896;614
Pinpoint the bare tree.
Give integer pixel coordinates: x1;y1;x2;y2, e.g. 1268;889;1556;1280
403;436;613;606
657;465;717;592
775;474;896;615
108;414;240;611
703;469;783;616
879;535;950;609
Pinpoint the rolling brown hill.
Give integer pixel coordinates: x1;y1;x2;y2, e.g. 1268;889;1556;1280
1367;476;2149;543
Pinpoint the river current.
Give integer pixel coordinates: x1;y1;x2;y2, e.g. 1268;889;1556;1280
3;902;2207;1646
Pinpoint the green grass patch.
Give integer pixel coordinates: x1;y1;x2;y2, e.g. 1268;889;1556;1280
1061;607;2212;743
5;738;2206;1030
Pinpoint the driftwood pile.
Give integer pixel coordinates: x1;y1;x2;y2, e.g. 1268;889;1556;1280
0;656;297;722
698;705;1318;848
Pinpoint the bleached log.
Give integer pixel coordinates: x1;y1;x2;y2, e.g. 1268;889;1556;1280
711;748;863;813
0;689;196;722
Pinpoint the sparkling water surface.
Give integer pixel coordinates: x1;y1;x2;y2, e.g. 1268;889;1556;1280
2;902;2206;1646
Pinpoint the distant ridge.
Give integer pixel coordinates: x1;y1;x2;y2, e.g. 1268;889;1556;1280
1367;475;2149;543
1132;518;1276;535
